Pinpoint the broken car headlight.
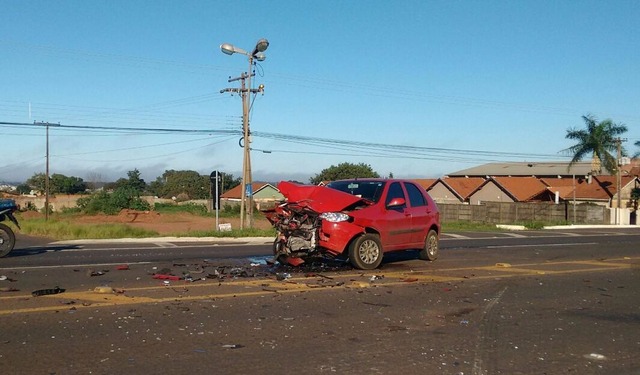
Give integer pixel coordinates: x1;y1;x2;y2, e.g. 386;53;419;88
319;212;350;222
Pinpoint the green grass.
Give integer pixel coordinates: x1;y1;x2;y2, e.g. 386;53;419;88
514;220;571;230
15;212;275;241
18;217;159;240
153;202;209;216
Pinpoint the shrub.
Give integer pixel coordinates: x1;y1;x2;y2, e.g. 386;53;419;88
76;187;150;215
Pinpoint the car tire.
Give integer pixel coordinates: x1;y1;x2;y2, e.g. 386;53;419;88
419;229;439;261
0;223;16;258
348;233;383;270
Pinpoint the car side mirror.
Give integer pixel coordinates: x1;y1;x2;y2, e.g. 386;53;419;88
386;197;406;208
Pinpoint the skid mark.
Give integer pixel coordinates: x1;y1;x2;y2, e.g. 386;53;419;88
473;286;508;375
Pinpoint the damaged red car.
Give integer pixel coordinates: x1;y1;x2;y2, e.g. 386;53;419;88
262;179;440;270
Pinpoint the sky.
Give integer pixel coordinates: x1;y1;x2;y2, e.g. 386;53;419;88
1;0;639;185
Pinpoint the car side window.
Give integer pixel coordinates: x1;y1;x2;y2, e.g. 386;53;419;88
385;182;406;207
405;182;427;207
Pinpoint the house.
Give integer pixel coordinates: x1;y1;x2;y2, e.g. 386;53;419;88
424;177;484;204
468;177;555;205
540;176;611;206
448;161;596;178
220;182;284;209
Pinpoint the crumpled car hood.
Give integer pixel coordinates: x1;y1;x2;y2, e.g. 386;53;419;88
277;181;366;212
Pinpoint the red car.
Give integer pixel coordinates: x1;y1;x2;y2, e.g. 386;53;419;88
263;179;440;269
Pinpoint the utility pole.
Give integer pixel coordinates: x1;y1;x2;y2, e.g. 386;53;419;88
220;74;264;229
615;137;628;224
219;39;269;229
35;121;59;221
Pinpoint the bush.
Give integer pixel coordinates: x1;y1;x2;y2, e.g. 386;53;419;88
154;202;209;216
222;204;241;216
76;187;150;215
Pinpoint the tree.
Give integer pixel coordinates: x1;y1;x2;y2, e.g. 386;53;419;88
310;162;380;185
634;140;640;158
26;172;87;194
219;172;241;193
26;173;46;193
16;184;31;195
113;169;146;194
147;170;241;199
148;170;208;200
51;173;87;194
564;114;627;175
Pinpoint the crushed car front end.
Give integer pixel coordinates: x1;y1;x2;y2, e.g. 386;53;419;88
262;181;368;266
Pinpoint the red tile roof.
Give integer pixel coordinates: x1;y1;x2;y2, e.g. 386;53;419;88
491;177;551;201
541;177;610;200
413;179;438;190
439;177;486;199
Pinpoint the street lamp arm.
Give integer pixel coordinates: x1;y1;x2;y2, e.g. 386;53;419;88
220;43;249;57
221;39;269;59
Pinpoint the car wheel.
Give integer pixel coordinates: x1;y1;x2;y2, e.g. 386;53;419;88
419;229;439;261
348;234;383;270
0;223;16;258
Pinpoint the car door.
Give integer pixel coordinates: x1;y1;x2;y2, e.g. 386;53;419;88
403;181;435;245
380;181;413;249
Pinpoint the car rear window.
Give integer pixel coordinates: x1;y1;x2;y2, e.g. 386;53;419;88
327;181;386;203
404;182;427;207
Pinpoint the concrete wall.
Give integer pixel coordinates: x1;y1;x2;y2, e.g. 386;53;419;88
428;182;464;204
439;202;612;225
469;182;515;205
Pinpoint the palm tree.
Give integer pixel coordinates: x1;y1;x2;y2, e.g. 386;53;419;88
564;114;627;175
634;140;640;158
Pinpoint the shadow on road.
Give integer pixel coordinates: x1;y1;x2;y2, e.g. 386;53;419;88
6;245;82;258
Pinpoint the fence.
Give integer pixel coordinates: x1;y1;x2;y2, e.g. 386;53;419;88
438;202;610;225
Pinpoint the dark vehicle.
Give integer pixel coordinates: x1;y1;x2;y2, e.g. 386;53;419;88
262;179;440;270
0;199;20;257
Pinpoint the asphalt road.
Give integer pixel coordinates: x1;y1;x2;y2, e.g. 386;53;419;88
1;229;639;374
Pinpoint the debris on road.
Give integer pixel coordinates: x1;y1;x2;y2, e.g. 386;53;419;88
32;286;65;297
93;286;115;294
152;274;181;281
221;344;244;349
86;269;109;277
584;353;607;361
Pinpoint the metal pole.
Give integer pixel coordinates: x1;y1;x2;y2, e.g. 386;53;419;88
616;138;622;225
215;170;219;231
239;72;248;230
244;56;254;229
244;54;253;228
573;174;576;224
45;123;50;221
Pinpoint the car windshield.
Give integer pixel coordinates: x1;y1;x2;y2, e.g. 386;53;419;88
327;180;386;203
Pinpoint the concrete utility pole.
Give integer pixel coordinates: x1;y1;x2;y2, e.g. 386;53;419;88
219;39;269;229
614;137;628;224
35;121;60;221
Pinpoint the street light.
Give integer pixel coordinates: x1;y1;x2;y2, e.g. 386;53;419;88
220;38;269;229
